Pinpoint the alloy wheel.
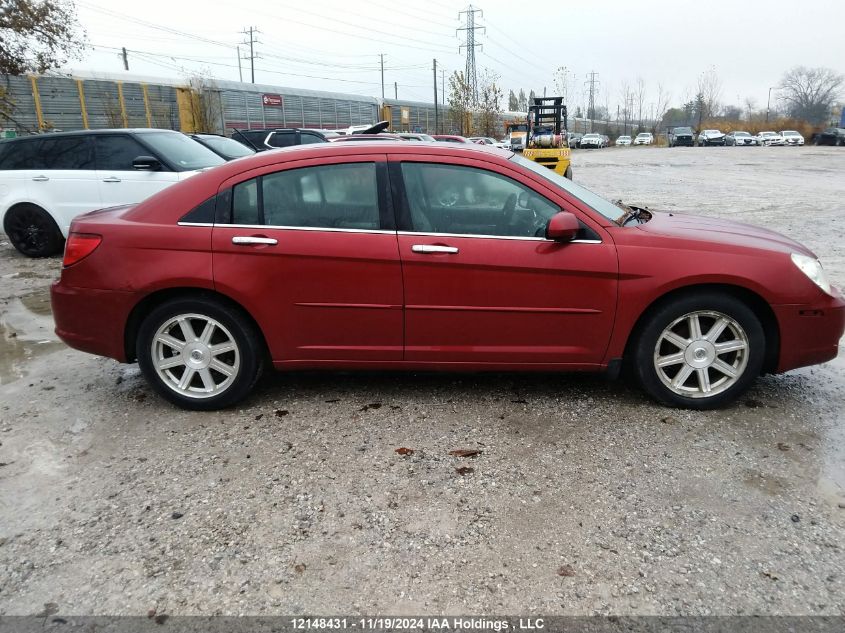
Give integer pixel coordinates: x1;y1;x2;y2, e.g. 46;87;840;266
151;313;240;399
653;310;749;399
5;208;53;255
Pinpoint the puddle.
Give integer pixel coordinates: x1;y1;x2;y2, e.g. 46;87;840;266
0;287;65;385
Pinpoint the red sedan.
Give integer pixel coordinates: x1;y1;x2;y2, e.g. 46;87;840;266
51;143;844;410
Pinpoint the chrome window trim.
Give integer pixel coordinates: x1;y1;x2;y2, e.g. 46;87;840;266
176;223;601;242
397;230;601;244
179;222;395;235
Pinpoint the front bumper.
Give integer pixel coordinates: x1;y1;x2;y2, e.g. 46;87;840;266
773;287;845;372
51;281;137;362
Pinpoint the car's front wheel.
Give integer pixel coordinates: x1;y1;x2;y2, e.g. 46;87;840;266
137;297;265;410
3;204;64;257
632;293;765;409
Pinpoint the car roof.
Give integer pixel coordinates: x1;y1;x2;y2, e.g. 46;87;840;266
0;128;183;142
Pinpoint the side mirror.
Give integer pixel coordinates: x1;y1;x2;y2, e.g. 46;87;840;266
546;211;580;242
132;156;161;171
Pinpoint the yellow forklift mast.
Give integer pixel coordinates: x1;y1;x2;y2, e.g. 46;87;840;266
522;97;573;179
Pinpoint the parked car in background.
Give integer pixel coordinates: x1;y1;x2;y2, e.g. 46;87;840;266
397;133;436;142
757;131;784;146
634;132;654;145
697;129;726;146
330;134;405;142
499;138;512;150
780;130;805;146
432;135;473;144
0;128;225;257
725;131;756;146
567;132;583;148
232;128;329;151
580;133;604;148
51;142;845;412
189;134;256;160
616;135;632;146
811;127;845;146
469;136;505;148
668;126;695;147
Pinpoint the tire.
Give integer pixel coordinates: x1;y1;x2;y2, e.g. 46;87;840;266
564;165;573;180
137;297;265;410
631;292;765;410
3;204;64;257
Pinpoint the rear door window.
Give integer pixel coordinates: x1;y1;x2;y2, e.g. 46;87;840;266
266;132;297;148
262;163;379;230
94;135;152;171
39;136;95;170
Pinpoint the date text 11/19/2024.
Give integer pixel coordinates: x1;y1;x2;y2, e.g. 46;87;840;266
291;617;546;630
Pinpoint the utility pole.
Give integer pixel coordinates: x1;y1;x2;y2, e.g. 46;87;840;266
433;59;439;135
380;54;385;99
236;46;243;82
121;47;129;71
766;86;779;123
241;27;260;83
457;5;485;104
394;82;398;100
441;69;446;106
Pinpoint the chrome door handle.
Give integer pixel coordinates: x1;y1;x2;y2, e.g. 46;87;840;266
102;177;122;183
411;244;458;254
232;236;278;246
32;175;50;182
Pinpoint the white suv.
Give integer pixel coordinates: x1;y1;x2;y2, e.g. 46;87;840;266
0;129;225;257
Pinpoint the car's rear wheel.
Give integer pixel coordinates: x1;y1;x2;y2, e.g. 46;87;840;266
137;297;264;410
632;293;765;409
3;204;64;257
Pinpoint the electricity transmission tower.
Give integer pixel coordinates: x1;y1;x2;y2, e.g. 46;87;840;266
457;5;484;104
584;71;600;121
241;27;261;83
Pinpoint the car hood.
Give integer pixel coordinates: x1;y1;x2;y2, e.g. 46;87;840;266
634;211;814;257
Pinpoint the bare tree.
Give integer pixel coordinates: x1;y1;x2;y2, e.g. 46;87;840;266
652;83;671;134
778;66;844;124
618;81;633;134
697;67;722;120
743;96;758;120
553;66;570;103
635;77;646;130
477;69;503;138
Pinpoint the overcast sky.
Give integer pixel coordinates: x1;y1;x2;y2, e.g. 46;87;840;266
70;0;845;114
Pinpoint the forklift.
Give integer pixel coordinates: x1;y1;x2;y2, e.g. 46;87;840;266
522;97;573;179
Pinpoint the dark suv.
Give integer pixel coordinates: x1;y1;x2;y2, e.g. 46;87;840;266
668;126;695;147
232;128;329;151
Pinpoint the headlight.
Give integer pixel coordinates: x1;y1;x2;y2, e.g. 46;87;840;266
791;253;832;294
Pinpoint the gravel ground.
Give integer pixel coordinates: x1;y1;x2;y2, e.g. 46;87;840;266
0;146;843;617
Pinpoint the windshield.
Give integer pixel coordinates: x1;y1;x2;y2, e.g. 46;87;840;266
735;131;750;136
674;127;692;134
636;133;650;138
511;153;620;222
142;132;225;170
619;136;631;140
782;131;799;136
199;136;255;159
583;134;599;139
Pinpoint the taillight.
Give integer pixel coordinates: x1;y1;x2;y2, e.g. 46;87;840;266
63;233;102;267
